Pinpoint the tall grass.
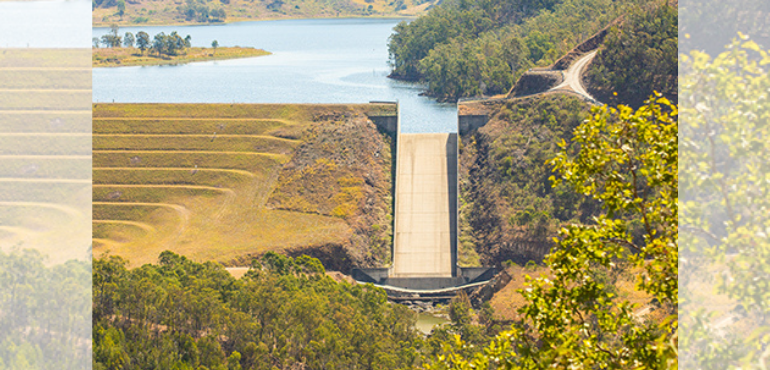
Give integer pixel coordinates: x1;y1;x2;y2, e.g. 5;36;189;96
93;118;287;135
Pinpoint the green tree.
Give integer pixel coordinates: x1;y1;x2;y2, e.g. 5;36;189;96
585;4;678;107
152;32;165;56
93;252;422;370
123;32;134;48
136;31;150;54
211;40;219;54
387;0;637;101
100;24;121;48
428;95;678;369
679;36;770;369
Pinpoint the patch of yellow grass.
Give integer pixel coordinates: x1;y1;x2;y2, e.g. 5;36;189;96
93;47;270;68
0;49;91;264
0;111;91;133
0;69;91;89
0;49;87;68
92;103;394;267
0;91;90;111
491;265;659;322
93;118;287;135
93;134;299;154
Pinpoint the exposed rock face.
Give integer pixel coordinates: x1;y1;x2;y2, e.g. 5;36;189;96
469;268;512;308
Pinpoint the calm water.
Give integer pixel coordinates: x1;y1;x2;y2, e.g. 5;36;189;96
0;0;91;48
415;312;449;334
93;19;457;133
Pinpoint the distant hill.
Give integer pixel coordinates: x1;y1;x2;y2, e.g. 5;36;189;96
93;0;439;27
387;0;668;102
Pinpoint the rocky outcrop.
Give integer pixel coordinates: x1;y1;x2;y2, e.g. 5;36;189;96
468;268;512;308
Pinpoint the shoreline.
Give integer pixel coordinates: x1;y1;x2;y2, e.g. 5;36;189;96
92;46;271;68
93;15;417;29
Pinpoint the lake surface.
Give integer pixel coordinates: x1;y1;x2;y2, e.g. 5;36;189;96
0;0;91;48
93;19;458;133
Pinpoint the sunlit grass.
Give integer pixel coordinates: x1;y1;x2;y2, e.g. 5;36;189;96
93;134;299;154
0;182;90;203
93;47;270;68
0;48;86;68
0;69;90;89
93;150;288;171
93;185;227;203
93;118;287;135
94;168;255;185
0;157;92;179
91;103;390;267
0;111;91;133
0;135;90;155
0;91;90;110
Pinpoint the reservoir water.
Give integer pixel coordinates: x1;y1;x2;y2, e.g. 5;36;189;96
93;19;458;133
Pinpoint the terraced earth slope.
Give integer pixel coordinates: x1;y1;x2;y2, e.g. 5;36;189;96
0;49;92;263
93;103;396;268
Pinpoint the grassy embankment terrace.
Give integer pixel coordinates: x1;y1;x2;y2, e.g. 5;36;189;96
0;49;91;263
92;103;396;268
92;46;270;67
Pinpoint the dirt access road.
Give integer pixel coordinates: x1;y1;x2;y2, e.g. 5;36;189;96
551;50;598;102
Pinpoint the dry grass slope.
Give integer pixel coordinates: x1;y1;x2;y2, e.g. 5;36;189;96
92;103;396;268
0;49;91;263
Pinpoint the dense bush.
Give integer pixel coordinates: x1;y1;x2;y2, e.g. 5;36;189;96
388;0;652;101
459;96;599;266
0;250;90;369
585;4;677;107
93;252;423;370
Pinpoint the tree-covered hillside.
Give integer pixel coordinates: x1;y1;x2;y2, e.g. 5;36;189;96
93;252;423;370
388;0;658;102
432;95;678;369
458;95;599;267
0;250;90;370
93;0;439;27
584;4;677;107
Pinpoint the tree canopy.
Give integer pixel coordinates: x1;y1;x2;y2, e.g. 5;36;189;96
387;0;658;101
93;252;424;370
585;4;677;108
0;250;91;370
428;95;678;369
679;36;770;369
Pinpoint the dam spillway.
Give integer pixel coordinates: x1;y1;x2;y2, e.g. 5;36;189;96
392;133;458;278
353;103;495;293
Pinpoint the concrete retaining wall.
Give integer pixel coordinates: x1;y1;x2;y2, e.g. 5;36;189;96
369;115;398;134
459;115;489;134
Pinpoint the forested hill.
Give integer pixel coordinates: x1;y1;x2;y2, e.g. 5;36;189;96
93;0;439;27
388;0;669;102
584;4;677;108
